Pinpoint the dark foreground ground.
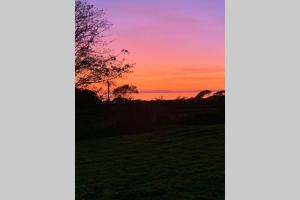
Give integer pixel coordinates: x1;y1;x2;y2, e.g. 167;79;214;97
76;124;224;200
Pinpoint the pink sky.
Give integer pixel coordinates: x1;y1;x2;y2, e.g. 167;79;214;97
90;0;224;94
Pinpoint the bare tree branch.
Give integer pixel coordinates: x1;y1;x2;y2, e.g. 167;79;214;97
75;0;133;90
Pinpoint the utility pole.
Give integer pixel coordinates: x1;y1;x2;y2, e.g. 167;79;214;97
107;81;110;103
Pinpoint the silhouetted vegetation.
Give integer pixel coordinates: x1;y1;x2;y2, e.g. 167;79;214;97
195;90;212;99
75;0;133;90
113;84;139;100
213;90;225;97
76;90;224;140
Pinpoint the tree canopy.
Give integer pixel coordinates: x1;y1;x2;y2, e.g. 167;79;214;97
213;90;225;96
113;84;139;100
195;90;212;99
75;0;133;89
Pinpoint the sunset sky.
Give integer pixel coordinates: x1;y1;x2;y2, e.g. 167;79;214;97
90;0;224;96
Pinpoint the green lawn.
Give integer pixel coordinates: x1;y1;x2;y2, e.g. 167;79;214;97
76;124;224;200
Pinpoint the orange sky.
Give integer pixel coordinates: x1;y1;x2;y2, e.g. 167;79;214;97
92;0;224;94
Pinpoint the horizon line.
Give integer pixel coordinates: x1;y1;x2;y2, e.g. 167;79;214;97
139;89;225;94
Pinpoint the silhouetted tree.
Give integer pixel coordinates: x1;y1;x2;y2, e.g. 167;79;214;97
195;90;212;99
76;88;101;108
176;96;188;101
154;96;164;101
213;90;225;96
113;84;138;100
75;0;133;89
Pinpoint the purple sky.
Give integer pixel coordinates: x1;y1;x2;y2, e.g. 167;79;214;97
88;0;224;92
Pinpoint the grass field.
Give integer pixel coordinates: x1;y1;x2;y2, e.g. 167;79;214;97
76;124;224;200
